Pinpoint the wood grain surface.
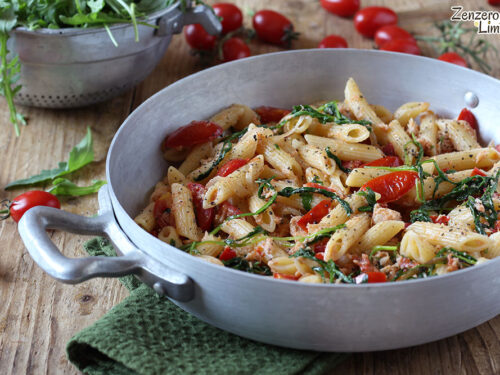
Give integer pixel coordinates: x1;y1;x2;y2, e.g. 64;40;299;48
1;0;499;374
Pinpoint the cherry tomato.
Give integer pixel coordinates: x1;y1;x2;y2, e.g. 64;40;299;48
312;238;329;253
457;108;478;130
219;247;237;261
365;271;387;283
297;199;331;231
315;252;325;261
382;143;396;156
273;273;300;281
222;37;251;62
438;52;468;68
253;10;297;46
342;160;364;170
361;171;418;203
374;25;415;47
304;182;337;193
318;34;348;48
255;106;290;123
213;3;243;34
217;159;249;177
362;156;403;168
215;201;242;225
471;167;487;177
488;0;500;6
430;215;449;225
4;191;60;223
153;194;173;229
162;121;223;150
380;39;421;55
184;24;217;50
187;183;214;231
320;0;360;17
354;7;398;38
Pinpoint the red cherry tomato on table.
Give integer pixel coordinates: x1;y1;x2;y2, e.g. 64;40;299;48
162;121;223;150
219;247;237;261
457;108;478;130
253;10;297;46
2;191;60;223
187;183;215;232
374;25;415;47
255;106;291;123
488;0;500;6
438;52;468;68
354;7;398;38
380;39;421;55
318;34;348;48
360;171;418;203
222;37;251;62
297;199;331;231
213;3;243;34
217;159;249;177
184;24;216;50
362;156;403;168
320;0;360;17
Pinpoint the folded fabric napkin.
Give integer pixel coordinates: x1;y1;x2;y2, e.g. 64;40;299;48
66;238;347;375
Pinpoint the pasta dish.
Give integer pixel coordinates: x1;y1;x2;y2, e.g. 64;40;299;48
135;78;500;284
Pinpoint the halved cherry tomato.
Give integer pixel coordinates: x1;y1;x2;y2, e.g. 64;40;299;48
438;52;468;68
457;108;478;130
354;7;398;38
382;143;396;156
315;252;325;261
273;273;300;281
374;25;415;47
312;238;329;253
255;106;291;123
471;167;487;177
162;121;223;149
222;37;251;62
184;24;217;50
362;156;402;168
187;183;214;231
153;195;173;229
430;215;449;225
304;182;337;193
2;191;60;223
365;271;387;283
360;171;418;203
213;3;243;34
320;0;360;17
380;39;421;55
253;10;297;46
219;247;237;261
215;201;242;224
318;34;348;48
217;159;249;177
297;199;331;231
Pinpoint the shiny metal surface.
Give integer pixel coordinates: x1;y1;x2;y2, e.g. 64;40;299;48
19;50;500;351
9;3;220;108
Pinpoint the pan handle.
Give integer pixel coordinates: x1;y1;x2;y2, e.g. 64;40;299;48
157;3;222;37
17;188;194;302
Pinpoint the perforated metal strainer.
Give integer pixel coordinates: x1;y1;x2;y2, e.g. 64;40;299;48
8;3;221;108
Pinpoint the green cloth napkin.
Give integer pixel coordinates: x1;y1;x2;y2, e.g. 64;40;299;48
66;238;347;375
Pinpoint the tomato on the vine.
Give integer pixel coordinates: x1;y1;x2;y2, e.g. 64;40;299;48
184;24;217;50
222;37;251;62
320;0;360;18
438;52;468;68
1;191;60;223
213;3;243;34
318;34;348;48
253;10;298;46
354;7;398;38
380;39;421;55
374;25;414;47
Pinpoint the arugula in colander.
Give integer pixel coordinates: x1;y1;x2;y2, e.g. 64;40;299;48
0;0;186;136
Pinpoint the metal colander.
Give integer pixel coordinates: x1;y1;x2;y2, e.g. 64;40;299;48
8;3;221;109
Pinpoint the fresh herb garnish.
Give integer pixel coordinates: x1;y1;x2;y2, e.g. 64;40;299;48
300;192;313;211
278;186;352;216
311;175;323;184
222;257;272;276
5;127;96;190
318;101;371;128
325;146;350;173
464;170;499;235
291;246;353;283
435;247;477;266
357;187;377;212
47;178;107;197
369;245;398;261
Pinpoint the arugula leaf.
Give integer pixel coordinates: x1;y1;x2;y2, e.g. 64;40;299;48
5;127;95;190
278;186;352;216
48;178;106;197
357;187;377;212
325;146;350;173
291;246;353;283
300;192;313;211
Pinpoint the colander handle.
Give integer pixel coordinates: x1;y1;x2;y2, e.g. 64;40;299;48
17;188;194;302
157;3;222;37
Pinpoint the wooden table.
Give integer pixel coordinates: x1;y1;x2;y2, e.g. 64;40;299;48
1;0;499;373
